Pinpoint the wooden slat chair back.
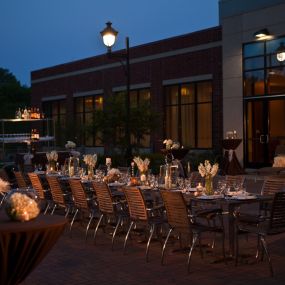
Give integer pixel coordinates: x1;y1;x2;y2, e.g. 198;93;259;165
261;177;285;196
225;175;245;187
269;191;285;231
92;182;114;214
123;187;148;222
28;172;45;199
69;179;89;210
160;190;191;233
14;171;28;189
46;175;65;205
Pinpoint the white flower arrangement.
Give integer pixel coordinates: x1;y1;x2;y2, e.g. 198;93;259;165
83;154;97;167
0;178;10;193
107;168;121;176
46;150;58;162
65;140;76;149
133;156;150;173
198;160;219;178
163;139;180;150
8;192;40;221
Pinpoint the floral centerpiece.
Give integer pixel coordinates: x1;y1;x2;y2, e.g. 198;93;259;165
198;160;219;195
162;139;180;164
0;178;10;193
5;189;40;222
163;139;180;150
83;154;97;179
103;168;121;183
65;140;76;150
46;150;58;172
133;156;150;183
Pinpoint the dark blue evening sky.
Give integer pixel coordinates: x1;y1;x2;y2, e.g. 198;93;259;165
0;0;219;86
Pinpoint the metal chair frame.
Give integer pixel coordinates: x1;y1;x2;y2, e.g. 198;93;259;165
69;178;97;240
235;191;285;277
92;181;129;249
123;186;165;262
161;190;226;273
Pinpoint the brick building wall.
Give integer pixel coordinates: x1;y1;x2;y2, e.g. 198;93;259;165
31;26;223;153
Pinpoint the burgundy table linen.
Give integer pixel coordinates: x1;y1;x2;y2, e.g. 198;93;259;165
0;212;66;285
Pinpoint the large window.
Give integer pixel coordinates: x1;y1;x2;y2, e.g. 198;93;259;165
165;81;212;148
117;88;151;148
243;36;285;97
74;95;103;146
42;100;66;145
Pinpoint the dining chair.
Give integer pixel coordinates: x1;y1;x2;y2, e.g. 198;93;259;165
160;190;226;273
225;175;245;187
259;176;285;216
68;178;97;240
92;181;129;249
123;186;165;262
14;171;30;188
0;171;10;207
46;175;73;217
235;191;285;276
27;172;51;214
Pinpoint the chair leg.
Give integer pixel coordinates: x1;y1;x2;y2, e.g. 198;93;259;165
43;202;50;215
222;232;227;265
124;221;134;255
255;234;261;261
146;224;155;262
51;204;57;215
94;214;104;244
85;213;94;241
70;208;79;232
161;228;173;265
187;232;199;274
260;235;273;277
112;217;121;251
64;206;70;218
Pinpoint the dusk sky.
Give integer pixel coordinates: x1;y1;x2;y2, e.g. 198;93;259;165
0;0;219;86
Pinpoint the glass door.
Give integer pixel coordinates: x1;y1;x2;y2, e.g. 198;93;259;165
245;98;285;168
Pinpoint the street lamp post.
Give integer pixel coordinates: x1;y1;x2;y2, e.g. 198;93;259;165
100;22;131;163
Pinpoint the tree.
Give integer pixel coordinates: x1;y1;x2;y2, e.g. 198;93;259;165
0;68;30;119
90;93;161;161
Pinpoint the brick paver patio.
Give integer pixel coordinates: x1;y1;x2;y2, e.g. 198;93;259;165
22;214;285;285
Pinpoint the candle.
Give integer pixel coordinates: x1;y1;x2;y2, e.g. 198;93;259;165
131;162;135;177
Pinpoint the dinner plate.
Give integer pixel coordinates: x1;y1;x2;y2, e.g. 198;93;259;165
108;182;125;187
197;194;224;200
231;195;256;200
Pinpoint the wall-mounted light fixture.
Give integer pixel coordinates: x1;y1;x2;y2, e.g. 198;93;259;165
276;42;285;62
253;28;271;40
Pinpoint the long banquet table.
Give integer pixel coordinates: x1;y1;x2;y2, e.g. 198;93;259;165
0;212;66;285
188;194;272;256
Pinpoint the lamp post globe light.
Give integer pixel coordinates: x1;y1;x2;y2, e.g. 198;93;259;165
100;22;131;164
276;42;285;62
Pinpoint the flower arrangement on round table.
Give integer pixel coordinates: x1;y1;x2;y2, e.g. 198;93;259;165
198;160;219;195
65;140;76;150
5;188;40;222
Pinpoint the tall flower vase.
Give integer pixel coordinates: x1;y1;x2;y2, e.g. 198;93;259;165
140;170;148;185
87;165;94;180
204;175;214;196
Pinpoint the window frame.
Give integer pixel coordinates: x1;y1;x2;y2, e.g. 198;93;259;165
164;80;213;149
